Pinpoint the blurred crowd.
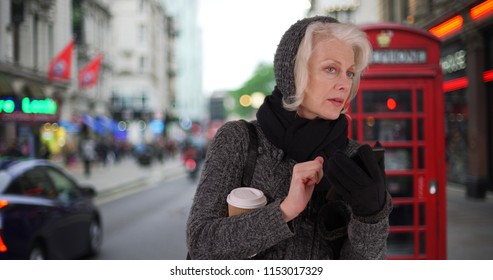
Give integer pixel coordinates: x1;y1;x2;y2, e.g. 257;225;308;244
0;136;180;168
0;131;212;178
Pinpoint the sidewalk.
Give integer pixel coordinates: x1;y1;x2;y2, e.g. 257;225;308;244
446;182;493;259
67;156;185;196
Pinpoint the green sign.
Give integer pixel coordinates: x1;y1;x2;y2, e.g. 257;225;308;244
22;97;57;114
0;97;57;115
0;99;15;113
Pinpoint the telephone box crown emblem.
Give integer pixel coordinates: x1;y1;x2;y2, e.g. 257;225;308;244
377;30;393;48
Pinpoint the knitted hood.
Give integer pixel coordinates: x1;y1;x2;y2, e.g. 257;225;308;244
273;16;339;100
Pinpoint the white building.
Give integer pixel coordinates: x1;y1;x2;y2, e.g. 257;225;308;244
110;0;172;143
309;0;380;24
161;0;204;124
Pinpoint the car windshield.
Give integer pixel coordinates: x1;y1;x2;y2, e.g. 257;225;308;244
0;172;9;190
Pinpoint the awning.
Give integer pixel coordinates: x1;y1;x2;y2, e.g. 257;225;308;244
82;114;119;136
82;114;96;131
94;115;117;135
58;120;81;133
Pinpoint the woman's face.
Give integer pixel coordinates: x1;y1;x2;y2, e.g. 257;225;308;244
298;38;355;120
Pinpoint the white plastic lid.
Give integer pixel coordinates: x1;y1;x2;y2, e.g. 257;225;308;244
227;187;267;209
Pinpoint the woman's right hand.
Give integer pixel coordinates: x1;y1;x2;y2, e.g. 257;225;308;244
280;156;324;222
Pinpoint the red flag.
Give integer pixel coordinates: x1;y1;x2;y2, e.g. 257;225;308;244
48;39;74;81
78;53;103;90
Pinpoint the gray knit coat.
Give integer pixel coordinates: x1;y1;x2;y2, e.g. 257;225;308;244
186;120;392;259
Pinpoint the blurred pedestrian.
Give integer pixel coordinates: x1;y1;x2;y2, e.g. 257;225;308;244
79;125;96;177
80;138;96;177
187;16;392;259
20;140;30;157
96;139;109;166
39;143;51;159
2;140;23;158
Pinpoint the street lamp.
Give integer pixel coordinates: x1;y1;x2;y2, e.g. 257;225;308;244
239;94;252;107
251;92;265;109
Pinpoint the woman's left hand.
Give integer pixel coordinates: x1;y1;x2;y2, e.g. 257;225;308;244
326;145;387;217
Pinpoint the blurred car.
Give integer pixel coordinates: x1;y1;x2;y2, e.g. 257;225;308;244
133;143;154;166
0;158;102;260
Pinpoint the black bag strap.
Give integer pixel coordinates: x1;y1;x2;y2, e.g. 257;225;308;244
187;120;258;260
240;120;258;187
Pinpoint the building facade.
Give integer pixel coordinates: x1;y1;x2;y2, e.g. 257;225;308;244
70;0;112;117
378;0;492;194
109;0;173;144
0;0;72;158
161;0;204;124
308;0;381;24
1;0;176;161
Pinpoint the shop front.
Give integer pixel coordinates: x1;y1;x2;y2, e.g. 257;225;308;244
440;41;469;184
0;95;61;158
425;0;493;197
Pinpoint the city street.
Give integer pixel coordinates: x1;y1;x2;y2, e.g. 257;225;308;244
89;175;196;260
68;158;493;260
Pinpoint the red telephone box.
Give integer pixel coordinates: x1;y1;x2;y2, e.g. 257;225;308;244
351;23;446;259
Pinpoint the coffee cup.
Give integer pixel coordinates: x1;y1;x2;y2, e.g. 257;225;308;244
227;187;267;216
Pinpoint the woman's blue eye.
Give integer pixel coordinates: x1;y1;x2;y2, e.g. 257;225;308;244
326;67;336;73
347;71;355;79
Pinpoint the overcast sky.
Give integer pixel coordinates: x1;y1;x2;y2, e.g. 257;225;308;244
198;0;309;95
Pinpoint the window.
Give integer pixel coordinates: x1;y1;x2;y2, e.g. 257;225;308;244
111;92;122;109
362;90;413;113
445;89;469;184
139;0;146;13
139;56;146;73
6;168;56;198
33;13;39;69
48;24;54;59
44;167;81;202
138;24;146;42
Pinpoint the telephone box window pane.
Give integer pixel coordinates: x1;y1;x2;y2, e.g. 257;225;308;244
419;232;426;255
390;204;414;226
387;176;414;197
418;119;424;140
387;232;414;256
418;148;425;169
352;120;357;139
417;89;423;112
385;148;413;170
363;119;412;141
419;204;426;226
362;90;412;112
350;98;357;112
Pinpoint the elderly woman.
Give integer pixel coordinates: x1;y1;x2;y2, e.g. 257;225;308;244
186;16;392;260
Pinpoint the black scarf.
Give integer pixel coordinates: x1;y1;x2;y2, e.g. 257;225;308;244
256;87;349;192
257;87;348;163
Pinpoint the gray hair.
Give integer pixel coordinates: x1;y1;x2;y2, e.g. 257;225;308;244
284;22;372;113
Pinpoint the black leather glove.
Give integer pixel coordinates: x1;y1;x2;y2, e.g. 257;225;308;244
326;144;387;217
